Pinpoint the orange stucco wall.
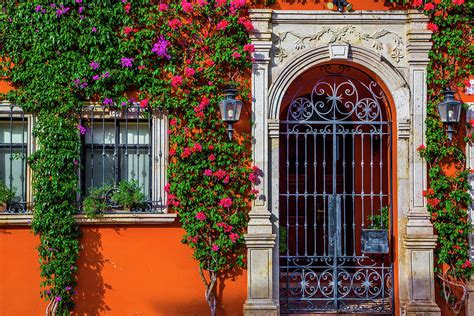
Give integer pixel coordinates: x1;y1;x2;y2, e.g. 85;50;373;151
0;225;246;315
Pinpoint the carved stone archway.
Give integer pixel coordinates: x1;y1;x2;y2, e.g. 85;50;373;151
244;9;440;316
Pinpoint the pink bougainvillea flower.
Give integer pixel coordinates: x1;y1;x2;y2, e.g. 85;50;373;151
170;118;177;126
424;3;435;10
232;52;241;58
55;296;61;302
197;0;208;6
91;27;97;33
204;169;213;176
243;44;255;53
159;3;168;11
35;5;42;12
169;148;176;156
219;197;232;208
216;20;229;31
195;212;206;221
215;0;226;7
121;57;134;67
184;67;195;77
427;23;438;32
181;0;193;13
181;147;192;158
249;173;260;184
208;145;214;150
123;26;134;35
164;183;171;193
169;19;183;30
238;17;254;32
417;144;426;151
138;65;146;70
193;143;202;152
124;2;131;13
452;0;464;5
139;98;149;108
229;233;239;243
211;244;219;251
413;0;423;6
171;76;183;87
209;154;216;161
462;259;472;269
92;74;100;81
89;61;99;70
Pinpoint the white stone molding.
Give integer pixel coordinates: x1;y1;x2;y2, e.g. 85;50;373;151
244;9;278;316
248;9;439;315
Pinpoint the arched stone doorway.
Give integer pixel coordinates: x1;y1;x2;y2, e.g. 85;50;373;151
244;9;440;316
278;64;393;313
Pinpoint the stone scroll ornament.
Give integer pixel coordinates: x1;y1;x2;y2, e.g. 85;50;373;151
274;26;404;63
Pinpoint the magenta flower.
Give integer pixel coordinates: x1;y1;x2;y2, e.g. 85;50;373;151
232;52;241;58
184;67;195;77
211;244;219;251
89;61;99;70
193;143;202;152
204;169;213;176
216;20;229;31
168;19;182;30
35;5;42;12
229;233;239;243
164;183;171;193
92;75;100;81
102;72;110;78
103;98;113;106
55;296;61;302
78;6;84;14
195;212;206;221
65;286;72;291
181;0;193;13
152;36;171;59
208;154;215;161
76;124;86;135
91;27;97;33
56;6;70;17
243;44;255;53
159;3;168;11
219;197;232;208
121;57;133;68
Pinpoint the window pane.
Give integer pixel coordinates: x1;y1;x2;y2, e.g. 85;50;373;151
85;122;115;144
120;149;150;198
84;148;115;194
119;122;149;144
0;121;27;144
0;121;27;201
0;148;25;199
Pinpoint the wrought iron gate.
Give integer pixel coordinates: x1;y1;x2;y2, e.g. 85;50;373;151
279;65;393;314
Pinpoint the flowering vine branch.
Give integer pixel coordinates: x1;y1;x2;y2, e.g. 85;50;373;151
1;1;255;314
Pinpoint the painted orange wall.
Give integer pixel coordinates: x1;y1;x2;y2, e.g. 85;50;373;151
0;225;246;316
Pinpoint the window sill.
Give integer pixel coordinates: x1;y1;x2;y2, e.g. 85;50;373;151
0;213;177;226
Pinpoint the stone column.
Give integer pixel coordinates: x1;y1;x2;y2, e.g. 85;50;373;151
402;11;440;315
243;9;278;316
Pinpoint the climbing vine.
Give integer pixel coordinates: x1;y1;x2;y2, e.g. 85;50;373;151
1;1;254;314
414;0;473;312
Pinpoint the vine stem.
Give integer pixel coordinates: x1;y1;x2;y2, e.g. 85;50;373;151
45;299;58;316
199;267;218;316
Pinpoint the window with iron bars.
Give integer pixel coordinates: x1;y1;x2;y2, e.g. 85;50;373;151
0;102;31;214
79;105;168;214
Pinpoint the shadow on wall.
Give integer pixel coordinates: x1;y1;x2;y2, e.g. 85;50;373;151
152;269;244;316
74;227;112;315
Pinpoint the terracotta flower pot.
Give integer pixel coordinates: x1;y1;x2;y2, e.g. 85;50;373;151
0;202;7;213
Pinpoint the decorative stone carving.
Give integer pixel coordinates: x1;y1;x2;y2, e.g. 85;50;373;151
274;26;405;63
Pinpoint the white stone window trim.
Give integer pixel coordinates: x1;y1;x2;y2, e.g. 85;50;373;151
0;101;177;225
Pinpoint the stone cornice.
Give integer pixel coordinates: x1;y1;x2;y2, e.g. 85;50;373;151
271;10;412;24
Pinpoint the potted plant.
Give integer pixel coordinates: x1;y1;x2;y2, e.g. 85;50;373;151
110;180;145;212
362;206;390;254
0;182;16;213
82;185;112;218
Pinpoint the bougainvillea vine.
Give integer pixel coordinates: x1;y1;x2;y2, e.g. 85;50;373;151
1;1;255;314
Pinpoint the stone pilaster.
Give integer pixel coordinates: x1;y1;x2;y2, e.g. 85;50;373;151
244;9;278;316
402;11;440;316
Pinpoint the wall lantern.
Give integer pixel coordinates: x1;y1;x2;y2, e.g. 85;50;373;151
437;88;462;141
327;0;353;12
219;85;243;141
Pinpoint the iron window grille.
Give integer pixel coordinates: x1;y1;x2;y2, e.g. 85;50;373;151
0;102;31;214
79;104;168;214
